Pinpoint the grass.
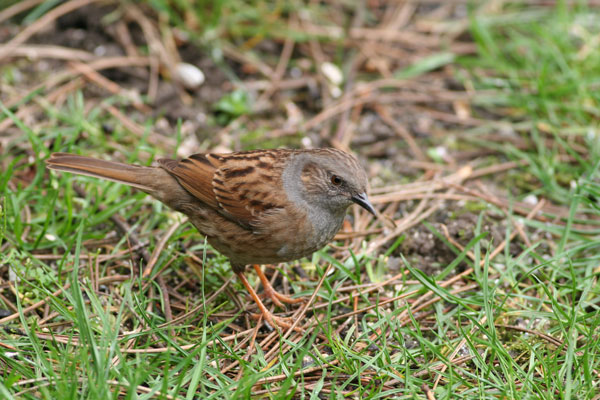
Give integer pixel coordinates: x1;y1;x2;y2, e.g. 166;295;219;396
1;0;600;399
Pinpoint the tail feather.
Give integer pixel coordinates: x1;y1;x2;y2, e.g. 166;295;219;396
46;153;158;192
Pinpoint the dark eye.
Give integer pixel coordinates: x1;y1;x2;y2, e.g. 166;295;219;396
331;175;343;186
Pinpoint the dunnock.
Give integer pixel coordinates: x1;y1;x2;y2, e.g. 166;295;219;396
46;148;375;328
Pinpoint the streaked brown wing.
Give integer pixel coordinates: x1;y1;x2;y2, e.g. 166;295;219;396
159;150;288;227
158;153;221;209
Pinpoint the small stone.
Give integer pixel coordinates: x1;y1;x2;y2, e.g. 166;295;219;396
523;194;538;205
320;62;343;86
174;63;205;89
329;84;342;98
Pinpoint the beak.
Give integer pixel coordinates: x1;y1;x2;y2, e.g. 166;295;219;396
351;192;376;216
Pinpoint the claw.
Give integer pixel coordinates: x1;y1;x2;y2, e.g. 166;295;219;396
236;270;303;332
253;265;304;307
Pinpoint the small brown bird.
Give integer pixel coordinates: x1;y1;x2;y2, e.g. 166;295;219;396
46;148;375;328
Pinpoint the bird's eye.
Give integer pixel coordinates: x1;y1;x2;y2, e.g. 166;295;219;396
331;175;343;186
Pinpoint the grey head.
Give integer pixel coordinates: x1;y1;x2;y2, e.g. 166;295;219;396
282;148;375;218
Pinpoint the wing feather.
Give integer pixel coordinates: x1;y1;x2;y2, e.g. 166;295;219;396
158;150;289;227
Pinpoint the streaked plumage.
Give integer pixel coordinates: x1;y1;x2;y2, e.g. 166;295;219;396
46;148;374;328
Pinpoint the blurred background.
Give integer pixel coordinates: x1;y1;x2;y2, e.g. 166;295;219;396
1;0;600;398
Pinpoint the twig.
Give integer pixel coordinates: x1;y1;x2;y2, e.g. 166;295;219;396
0;0;103;60
72;184;151;265
142;220;183;277
0;283;71;324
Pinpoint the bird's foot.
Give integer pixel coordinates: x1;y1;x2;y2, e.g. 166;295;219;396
250;311;299;331
237;271;303;332
253;265;304;308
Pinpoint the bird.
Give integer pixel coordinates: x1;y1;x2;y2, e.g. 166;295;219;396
46;148;375;329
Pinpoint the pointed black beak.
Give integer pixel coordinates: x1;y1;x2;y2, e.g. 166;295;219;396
351;192;376;215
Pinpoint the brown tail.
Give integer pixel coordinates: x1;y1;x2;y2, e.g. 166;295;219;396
46;152;162;193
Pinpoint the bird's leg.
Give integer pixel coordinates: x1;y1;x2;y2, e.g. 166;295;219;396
236;271;294;330
253;264;304;307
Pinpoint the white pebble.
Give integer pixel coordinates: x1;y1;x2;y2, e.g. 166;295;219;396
94;45;107;56
320;62;343;86
175;63;205;89
329;85;342;98
434;146;448;159
587;128;597;141
523;194;538;205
